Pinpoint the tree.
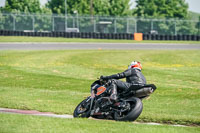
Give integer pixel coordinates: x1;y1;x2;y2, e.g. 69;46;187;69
46;0;132;16
93;0;131;16
46;0;64;14
93;0;110;16
0;0;52;31
1;0;42;13
0;0;51;14
133;0;189;19
132;0;191;35
109;0;131;16
46;0;90;15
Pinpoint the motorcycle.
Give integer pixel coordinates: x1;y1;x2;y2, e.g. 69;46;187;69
73;79;156;121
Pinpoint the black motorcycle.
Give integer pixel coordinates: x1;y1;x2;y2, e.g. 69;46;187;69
73;79;156;121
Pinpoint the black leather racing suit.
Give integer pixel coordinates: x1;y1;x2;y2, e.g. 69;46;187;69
102;68;146;92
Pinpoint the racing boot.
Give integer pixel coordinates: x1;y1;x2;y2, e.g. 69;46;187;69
110;83;118;101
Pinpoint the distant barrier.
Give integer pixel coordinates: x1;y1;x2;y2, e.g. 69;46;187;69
0;30;199;41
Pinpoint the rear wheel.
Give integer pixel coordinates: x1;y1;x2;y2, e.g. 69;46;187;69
73;98;91;118
114;97;143;121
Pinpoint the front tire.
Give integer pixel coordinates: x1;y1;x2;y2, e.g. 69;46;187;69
114;97;143;121
73;98;91;118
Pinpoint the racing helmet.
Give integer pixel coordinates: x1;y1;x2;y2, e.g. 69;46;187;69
128;61;142;70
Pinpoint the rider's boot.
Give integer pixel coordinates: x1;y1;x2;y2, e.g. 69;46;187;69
110;83;118;101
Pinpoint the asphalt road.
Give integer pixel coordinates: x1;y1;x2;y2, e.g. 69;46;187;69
0;42;200;50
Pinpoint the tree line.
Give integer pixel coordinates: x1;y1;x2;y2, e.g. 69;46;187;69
0;0;190;19
0;0;199;35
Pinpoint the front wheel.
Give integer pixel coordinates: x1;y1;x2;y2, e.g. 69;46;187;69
73;98;91;118
114;97;143;121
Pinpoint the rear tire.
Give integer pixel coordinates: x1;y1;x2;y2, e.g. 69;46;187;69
73;98;91;118
114;97;143;121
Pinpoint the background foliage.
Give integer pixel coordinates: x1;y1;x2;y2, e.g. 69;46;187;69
0;0;194;18
0;0;199;35
133;0;189;18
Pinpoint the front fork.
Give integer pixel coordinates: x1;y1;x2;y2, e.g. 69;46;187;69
89;90;95;111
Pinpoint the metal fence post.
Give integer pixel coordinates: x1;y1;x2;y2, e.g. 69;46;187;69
65;0;68;31
127;18;129;33
65;15;68;31
52;15;54;31
114;18;117;33
135;19;137;33
198;16;200;35
32;15;35;31
76;13;79;30
73;17;75;28
151;20;154;31
13;14;15;31
174;20;176;35
94;18;96;32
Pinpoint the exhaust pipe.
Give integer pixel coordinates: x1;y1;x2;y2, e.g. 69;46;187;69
134;87;154;97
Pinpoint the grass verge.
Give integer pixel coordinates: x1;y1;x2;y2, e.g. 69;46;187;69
0;113;199;133
0;50;199;126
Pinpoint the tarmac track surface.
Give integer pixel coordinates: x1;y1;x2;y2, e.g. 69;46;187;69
0;42;200;50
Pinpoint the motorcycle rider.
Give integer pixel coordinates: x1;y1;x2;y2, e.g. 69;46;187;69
100;61;146;101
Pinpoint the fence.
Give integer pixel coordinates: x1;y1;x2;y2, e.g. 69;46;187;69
0;13;200;36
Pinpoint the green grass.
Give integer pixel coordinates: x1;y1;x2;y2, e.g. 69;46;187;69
0;36;200;44
0;113;199;133
0;50;200;127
